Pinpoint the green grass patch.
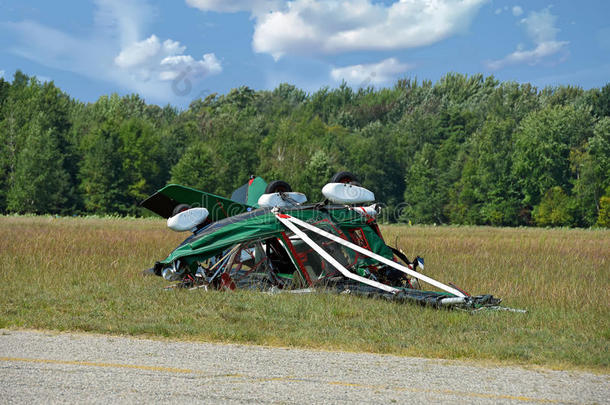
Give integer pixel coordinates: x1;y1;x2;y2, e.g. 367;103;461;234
0;216;608;371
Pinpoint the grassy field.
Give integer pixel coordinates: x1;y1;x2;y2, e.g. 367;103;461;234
0;216;608;371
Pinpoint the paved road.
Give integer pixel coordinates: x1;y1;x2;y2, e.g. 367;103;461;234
0;330;607;404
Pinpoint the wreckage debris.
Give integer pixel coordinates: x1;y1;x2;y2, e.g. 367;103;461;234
141;173;512;311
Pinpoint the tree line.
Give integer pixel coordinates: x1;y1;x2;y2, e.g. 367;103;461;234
0;70;608;227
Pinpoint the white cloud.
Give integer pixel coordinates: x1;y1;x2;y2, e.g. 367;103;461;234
512;5;523;16
115;35;182;69
486;7;568;70
5;0;221;103
494;5;508;15
521;8;559;44
189;0;488;60
159;53;222;80
185;0;279;14
113;34;221;83
486;41;567;70
331;58;413;86
0;70;5;79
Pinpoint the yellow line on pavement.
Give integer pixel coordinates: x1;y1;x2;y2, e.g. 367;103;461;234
326;381;564;403
1;356;569;404
1;356;203;374
0;356;243;378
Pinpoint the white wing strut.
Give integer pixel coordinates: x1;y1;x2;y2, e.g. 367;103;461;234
280;214;465;298
275;214;399;294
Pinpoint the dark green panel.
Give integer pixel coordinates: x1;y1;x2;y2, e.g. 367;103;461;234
142;184;251;221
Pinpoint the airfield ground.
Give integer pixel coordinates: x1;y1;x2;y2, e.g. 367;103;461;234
2;330;607;404
0;216;608;371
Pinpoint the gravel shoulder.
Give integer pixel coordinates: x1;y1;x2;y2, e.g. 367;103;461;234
0;329;607;404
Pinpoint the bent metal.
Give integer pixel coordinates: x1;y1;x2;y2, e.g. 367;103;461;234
141;173;502;310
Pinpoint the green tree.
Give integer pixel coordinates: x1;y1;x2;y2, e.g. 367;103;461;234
6;120;69;213
596;192;610;227
0;72;75;212
170;142;221;192
591;83;610;118
79;121;127;214
513;105;593;208
348;122;404;208
257;115;327;193
118;118;164;208
402;144;443;223
571;117;610;225
533;186;575;227
450;117;521;225
0;70;606;224
300;150;334;202
539;85;584;108
486;81;539;123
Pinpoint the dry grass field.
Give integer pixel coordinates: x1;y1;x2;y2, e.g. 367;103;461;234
0;216;608;371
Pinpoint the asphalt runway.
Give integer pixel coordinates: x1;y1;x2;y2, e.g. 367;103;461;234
0;330;607;404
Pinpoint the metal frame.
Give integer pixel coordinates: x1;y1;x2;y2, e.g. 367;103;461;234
276;213;466;298
276;214;399;293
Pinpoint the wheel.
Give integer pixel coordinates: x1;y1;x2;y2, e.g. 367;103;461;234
330;171;361;186
265;180;292;193
172;203;191;216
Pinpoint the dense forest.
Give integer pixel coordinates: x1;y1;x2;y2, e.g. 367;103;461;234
0;70;608;227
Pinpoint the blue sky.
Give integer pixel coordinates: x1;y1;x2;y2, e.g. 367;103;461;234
1;0;608;107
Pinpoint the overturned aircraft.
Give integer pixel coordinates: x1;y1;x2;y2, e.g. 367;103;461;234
141;172;501;310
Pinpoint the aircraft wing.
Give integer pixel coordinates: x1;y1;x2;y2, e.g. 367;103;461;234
140;184;251;221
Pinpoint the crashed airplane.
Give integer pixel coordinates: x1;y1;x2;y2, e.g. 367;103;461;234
141;172;502;310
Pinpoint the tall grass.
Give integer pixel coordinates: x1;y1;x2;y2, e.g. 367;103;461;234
0;216;608;370
383;225;609;311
